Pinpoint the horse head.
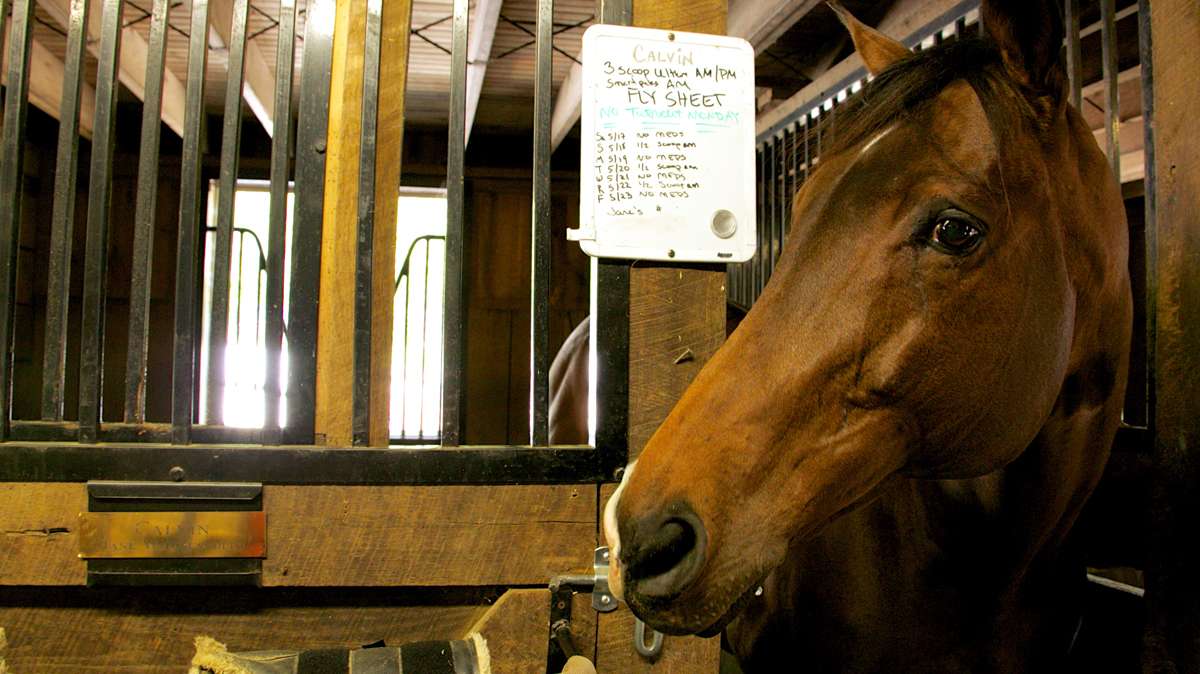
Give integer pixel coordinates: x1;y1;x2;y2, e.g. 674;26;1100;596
605;0;1132;658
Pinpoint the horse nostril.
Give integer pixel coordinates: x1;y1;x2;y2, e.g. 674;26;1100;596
623;506;708;600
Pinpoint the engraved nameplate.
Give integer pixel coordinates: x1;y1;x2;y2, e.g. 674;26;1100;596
78;511;266;559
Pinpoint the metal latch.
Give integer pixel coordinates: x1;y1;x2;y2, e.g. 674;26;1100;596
546;546;619;672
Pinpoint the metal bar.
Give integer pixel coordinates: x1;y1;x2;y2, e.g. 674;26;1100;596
768;138;778;280
41;0;90;422
594;259;629;478
441;0;468;446
78;0;125;443
0;0;30;439
530;0;553;446
1100;0;1120;179
352;0;384;447
285;0;335;445
1138;0;1155;434
172;0;212;444
205;0;251;425
1064;0;1082;112
264;0;297;436
593;0;631;474
124;0;171;423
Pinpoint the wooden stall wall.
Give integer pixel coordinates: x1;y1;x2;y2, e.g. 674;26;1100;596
464;174;589;445
11;106;183;425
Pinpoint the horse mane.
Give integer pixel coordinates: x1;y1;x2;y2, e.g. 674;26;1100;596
823;37;1037;157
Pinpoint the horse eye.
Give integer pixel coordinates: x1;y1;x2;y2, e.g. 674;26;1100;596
930;216;982;255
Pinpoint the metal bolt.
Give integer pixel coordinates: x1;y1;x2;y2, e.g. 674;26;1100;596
668;32;675;41
601;594;611;605
668;249;676;258
557;601;566;609
314;141;327;154
603;550;610;560
169;466;185;482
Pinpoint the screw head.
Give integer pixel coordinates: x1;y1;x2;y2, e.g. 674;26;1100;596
169;466;185;482
601;595;611;604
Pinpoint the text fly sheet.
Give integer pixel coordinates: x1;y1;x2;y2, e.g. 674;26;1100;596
571;25;757;262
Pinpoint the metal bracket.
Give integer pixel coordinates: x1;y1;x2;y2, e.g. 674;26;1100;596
546;546;619;672
591;545;617;612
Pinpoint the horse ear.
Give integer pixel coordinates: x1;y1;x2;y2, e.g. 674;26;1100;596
828;2;909;76
981;0;1066;103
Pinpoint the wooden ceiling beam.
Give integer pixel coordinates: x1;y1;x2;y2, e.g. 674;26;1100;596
208;0;278;137
2;36;97;138
37;0;187;136
728;0;822;53
464;0;503;144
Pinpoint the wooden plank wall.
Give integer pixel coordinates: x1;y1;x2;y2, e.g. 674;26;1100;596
464;177;590;445
1144;0;1200;670
10;111;183;425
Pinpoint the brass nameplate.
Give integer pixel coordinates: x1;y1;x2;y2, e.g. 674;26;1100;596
78;511;266;559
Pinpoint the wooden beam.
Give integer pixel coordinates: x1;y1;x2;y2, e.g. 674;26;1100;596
368;0;414;445
209;0;276;136
616;2;728;670
1144;0;1200;670
464;0;503;144
316;0;411;446
549;61;581;152
38;0;186;137
755;0;966;136
728;0;821;53
315;0;368;447
0;37;96;139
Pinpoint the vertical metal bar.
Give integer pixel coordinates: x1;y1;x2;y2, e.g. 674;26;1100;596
594;0;631;473
1064;0;1082;111
1138;0;1155;433
285;0;334;444
530;0;553;446
1100;0;1120;179
172;0;212;444
42;0;90;421
754;145;764;302
767;138;777;280
0;0;30;439
352;0;384;447
124;0;171;423
78;0;125;443
205;0;251;425
264;0;297;436
441;0;468;446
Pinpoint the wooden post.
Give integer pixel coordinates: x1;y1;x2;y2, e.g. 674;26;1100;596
1144;0;1200;670
593;2;728;670
315;0;412;446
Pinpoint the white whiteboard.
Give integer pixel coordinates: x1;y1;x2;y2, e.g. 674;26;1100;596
569;25;757;263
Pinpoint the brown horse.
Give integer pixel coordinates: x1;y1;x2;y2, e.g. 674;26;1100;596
601;1;1132;671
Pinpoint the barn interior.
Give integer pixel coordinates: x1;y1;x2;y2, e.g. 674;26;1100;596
0;0;1192;671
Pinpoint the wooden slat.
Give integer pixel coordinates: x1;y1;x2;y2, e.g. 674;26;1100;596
261;485;594;586
0;588;489;673
0;483;86;585
314;0;367;447
367;0;413;445
1144;0;1200;670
